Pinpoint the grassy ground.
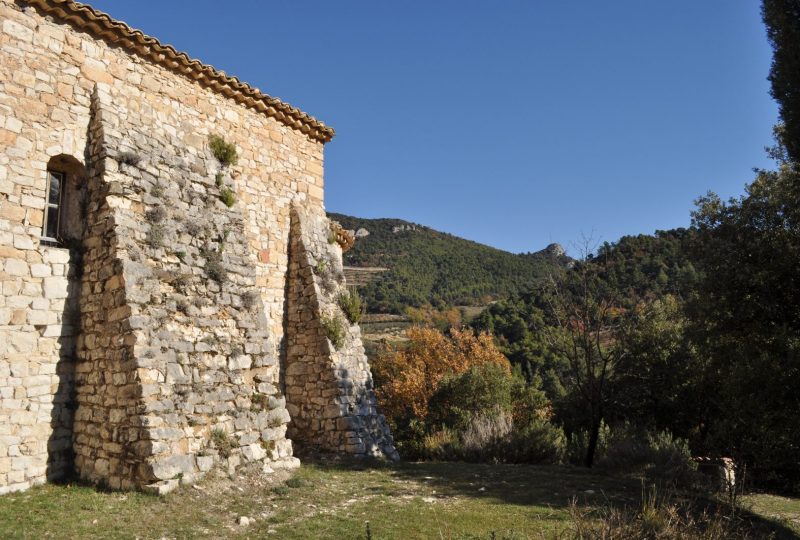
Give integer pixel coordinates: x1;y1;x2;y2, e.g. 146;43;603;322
0;458;798;539
743;493;800;535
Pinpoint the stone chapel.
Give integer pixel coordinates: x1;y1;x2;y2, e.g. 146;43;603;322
0;0;396;494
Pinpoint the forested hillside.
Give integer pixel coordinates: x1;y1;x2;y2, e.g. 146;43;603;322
471;229;698;383
328;212;570;313
591;229;699;304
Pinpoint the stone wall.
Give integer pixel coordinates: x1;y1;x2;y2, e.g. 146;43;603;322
0;0;396;494
0;1;92;493
72;85;298;493
285;207;398;460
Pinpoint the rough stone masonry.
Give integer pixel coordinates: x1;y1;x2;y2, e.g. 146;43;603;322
0;0;396;494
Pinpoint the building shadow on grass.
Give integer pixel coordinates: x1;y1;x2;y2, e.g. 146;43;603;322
297;453;800;539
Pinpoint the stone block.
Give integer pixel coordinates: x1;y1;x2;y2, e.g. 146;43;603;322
143;479;179;496
241;443;266;462
30;264;51;278
42;250;70;264
4;259;28;277
196;455;214;472
80;59;113;84
228;355;252;371
42;277;68;299
2;20;33;43
149;455;196;481
27;310;55;325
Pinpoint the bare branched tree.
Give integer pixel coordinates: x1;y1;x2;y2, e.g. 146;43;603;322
538;236;626;467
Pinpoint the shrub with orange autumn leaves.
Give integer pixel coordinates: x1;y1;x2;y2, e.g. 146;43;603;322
372;326;510;424
372;326;565;462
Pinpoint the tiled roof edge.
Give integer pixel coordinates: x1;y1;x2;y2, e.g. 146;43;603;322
23;0;335;143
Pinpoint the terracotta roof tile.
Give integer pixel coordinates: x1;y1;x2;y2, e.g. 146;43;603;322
23;0;335;143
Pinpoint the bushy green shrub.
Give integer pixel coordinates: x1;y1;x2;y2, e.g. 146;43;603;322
208;134;238;166
321;314;345;349
419;364;565;463
598;427;697;486
420;427;459;460
566;421;611;465
420;410;566;464
394;418;429;458
504;420;567;464
458;409;513;462
428;363;516;431
338;288;364;323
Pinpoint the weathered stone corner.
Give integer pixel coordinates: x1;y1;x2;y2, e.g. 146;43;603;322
285;205;399;461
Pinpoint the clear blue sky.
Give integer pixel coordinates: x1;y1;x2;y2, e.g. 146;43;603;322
88;1;778;254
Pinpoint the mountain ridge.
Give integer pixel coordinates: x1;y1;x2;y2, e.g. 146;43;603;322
327;212;571;313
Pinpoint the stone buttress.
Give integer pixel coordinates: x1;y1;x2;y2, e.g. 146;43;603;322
285;206;398;460
74;86;297;492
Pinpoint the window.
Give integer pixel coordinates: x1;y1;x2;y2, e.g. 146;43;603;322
43;170;65;241
42;155;86;246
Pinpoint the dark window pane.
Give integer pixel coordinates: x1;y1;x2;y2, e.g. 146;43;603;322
46;207;59;238
48;172;61;204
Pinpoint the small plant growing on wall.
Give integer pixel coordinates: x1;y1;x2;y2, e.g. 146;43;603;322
261;439;276;454
172;273;192;293
206;258;226;283
321;314;346;350
202;248;227;283
241;290;259;311
209;134;238;167
338;287;364;324
176;299;189;314
251;393;268;410
145;205;167;224
215;171;224;187
150;181;165;199
146;223;165;248
117;151;141;167
210;428;233;458
219;186;236;207
184;221;203;237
